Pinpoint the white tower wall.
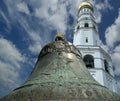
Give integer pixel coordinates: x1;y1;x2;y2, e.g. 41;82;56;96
73;2;117;93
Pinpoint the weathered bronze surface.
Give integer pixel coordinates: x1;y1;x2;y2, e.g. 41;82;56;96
1;39;120;101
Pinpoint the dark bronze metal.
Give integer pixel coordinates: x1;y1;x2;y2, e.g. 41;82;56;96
1;39;120;101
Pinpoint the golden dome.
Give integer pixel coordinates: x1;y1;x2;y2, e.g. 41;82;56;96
78;2;93;12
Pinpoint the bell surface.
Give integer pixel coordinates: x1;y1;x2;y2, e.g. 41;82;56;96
1;39;120;101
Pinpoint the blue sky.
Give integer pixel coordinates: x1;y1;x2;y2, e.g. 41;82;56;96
0;0;120;98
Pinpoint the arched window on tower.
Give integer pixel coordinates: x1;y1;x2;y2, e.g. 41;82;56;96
83;55;94;68
84;23;89;27
104;60;109;74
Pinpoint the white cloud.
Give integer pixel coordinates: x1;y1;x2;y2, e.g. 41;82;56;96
16;2;30;15
0;9;11;32
0;37;24;89
111;45;120;76
103;8;120;95
93;0;112;23
0;9;10;25
104;8;120;78
16;17;43;54
0;62;19;89
0;38;24;67
34;0;112;32
2;0;112;55
28;31;42;54
105;8;120;47
1;0;113;71
4;0;113;33
34;0;69;34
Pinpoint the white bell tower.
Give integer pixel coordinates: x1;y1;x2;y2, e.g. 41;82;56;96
73;2;100;46
73;2;117;93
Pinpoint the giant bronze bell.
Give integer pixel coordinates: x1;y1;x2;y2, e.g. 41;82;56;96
1;34;120;101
